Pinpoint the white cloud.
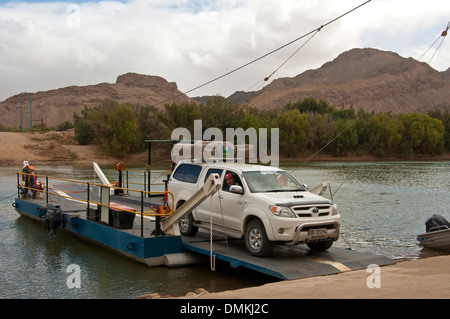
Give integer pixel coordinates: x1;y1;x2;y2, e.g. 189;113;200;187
0;0;449;101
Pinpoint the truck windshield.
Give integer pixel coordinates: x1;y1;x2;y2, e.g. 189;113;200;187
243;170;306;193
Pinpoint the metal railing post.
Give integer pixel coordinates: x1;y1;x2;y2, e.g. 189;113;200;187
126;170;129;194
140;191;144;237
86;182;90;214
143;171;146;193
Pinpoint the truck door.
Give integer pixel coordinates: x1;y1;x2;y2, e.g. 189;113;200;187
218;170;245;233
195;168;223;223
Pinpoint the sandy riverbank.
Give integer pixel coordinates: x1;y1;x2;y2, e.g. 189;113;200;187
187;254;450;299
0;131;119;166
134;254;450;299
1;131;450;167
134;253;450;300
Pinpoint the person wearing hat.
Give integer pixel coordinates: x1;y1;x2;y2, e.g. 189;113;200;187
224;172;241;192
22;161;37;198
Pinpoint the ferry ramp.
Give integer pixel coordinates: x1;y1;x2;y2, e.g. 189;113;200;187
182;233;395;280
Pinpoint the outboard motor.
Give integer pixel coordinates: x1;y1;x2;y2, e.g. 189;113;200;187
45;203;62;239
425;214;450;232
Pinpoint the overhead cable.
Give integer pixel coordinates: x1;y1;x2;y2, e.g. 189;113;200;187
418;20;449;64
152;0;372;107
263;27;321;83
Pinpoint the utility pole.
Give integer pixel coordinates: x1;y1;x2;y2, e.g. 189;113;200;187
20;92;32;133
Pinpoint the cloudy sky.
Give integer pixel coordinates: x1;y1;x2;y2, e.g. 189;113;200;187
0;0;449;101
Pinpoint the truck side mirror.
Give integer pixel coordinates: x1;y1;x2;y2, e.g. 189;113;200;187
230;185;243;194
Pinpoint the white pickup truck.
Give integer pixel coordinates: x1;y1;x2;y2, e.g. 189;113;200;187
167;161;341;257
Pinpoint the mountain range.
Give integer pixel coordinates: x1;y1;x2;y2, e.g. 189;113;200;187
1;47;449;129
232;48;450;113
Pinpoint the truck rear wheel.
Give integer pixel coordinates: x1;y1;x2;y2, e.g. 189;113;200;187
244;219;274;257
178;212;198;236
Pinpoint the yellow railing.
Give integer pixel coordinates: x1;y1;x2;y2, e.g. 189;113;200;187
17;172;174;217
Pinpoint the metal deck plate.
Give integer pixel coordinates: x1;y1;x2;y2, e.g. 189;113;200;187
183;238;395;280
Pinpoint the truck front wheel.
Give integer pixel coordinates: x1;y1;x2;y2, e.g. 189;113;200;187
244;219;274;257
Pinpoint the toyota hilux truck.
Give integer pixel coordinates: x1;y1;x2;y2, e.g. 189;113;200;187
167;161;340;257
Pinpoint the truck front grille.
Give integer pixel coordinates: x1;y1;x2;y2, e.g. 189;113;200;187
292;204;331;218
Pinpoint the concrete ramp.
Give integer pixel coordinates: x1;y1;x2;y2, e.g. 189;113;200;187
183;239;395;280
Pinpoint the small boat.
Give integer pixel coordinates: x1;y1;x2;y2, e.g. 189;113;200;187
417;214;450;250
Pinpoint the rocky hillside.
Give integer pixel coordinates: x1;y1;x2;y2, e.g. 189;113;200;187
1;48;449;129
0;73;193;128
241;48;450;113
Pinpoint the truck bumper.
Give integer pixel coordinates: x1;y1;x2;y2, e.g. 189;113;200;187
269;217;340;244
291;220;340;244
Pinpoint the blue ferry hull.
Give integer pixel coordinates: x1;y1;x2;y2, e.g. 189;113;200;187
13;198;198;267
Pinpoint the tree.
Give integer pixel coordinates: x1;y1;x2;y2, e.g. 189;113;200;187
286;97;334;114
156;102;202;139
332;106;356;121
428;110;450;152
73;100;142;157
200;96;243;131
305;113;335;151
103;104;142;157
137;105;163;140
272;109;308;156
73;108;94;145
330;119;358;156
400;113;445;155
367;113;404;157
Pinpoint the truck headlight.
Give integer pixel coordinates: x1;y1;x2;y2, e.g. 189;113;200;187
331;204;339;216
270;206;295;218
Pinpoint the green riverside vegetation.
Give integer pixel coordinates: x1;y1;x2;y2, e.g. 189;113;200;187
70;97;448;159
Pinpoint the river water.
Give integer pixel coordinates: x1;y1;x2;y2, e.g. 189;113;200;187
0;161;449;298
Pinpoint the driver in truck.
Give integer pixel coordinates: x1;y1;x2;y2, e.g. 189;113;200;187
223;172;240;191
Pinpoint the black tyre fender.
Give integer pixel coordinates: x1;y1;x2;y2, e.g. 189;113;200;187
307;240;333;251
244;219;274;257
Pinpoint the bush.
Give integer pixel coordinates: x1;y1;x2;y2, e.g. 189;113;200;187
70;97;448;159
73;100;142;157
57;120;73;131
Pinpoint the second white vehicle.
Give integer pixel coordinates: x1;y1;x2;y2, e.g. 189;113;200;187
167;161;341;257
